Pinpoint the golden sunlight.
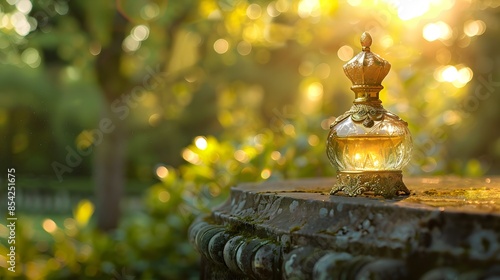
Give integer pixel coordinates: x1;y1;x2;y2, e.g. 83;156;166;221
464;20;486;37
194;136;208;150
384;0;456;21
156;166;169;179
423;21;452;42
42;219;57;234
214;39;229;54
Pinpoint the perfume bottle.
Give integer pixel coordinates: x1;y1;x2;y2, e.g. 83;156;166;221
326;32;412;198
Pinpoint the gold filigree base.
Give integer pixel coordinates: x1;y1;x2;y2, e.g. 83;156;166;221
330;171;410;198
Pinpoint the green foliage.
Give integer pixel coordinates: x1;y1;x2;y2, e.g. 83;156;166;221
0;110;334;279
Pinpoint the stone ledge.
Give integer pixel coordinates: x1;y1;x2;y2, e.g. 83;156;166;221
189;176;500;279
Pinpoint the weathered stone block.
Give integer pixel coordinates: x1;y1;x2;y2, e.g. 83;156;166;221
189;177;500;279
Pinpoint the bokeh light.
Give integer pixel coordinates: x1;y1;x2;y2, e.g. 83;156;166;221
141;3;160;20
182;148;201;165
260;168;271;179
131;25;150;41
158;190;171;202
266;2;280;17
234;150;250;163
384;0;456;21
156;165;169;179
308;135;320;146
271;151;281;161
423;21;452;41
306;82;323;102
16;0;32;14
214;39;229;54
237;41;252;56
122;35;141;52
337;45;354;62
393;0;431;20
21;48;41;68
464;20;486;37
347;0;362;6
246;4;262;20
441;65;458;82
298;0;321;18
434;65;473;87
42;219;57;234
194;136;208;150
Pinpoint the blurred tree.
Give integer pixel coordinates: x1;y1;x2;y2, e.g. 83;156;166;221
58;0;203;230
92;10;130;231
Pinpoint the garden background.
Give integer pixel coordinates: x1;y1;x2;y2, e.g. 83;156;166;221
1;0;500;279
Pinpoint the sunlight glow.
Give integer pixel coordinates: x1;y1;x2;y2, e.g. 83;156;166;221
194;136;208;150
441;65;458;82
271;151;281;161
464;20;486;37
434;65;473;87
214;39;229;54
347;0;362;6
396;0;431;20
21;48;41;68
298;0;320;18
457;67;473;84
16;0;32;14
267;2;280;17
234;150;250;163
42;219;57;234
122;35;140;52
337;45;354;62
246;4;262;20
156;166;169;179
132;25;150;41
261;169;271;179
423;21;452;41
11;11;30;36
182;148;202;165
307;82;323;101
380;35;394;48
384;0;455;21
237;41;252;56
276;0;290;12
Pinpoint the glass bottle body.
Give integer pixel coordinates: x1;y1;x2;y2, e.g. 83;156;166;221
327;113;412;173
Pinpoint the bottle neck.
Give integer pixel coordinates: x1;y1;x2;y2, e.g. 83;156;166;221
351;85;383;104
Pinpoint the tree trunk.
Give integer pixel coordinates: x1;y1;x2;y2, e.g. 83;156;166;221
94;104;126;231
93;12;129;232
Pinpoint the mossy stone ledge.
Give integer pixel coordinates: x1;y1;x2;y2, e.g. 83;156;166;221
189;177;500;279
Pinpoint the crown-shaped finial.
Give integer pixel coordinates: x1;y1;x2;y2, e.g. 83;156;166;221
343;32;391;102
360;32;372;51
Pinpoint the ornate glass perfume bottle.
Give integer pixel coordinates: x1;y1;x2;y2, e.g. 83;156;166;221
327;32;412;198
